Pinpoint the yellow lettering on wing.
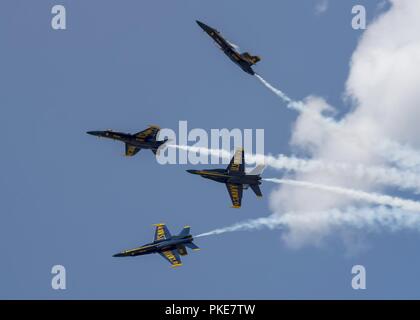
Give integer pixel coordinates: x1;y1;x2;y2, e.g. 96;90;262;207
163;251;178;264
157;227;166;240
229;185;239;202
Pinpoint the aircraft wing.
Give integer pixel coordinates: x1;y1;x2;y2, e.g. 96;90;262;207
227;148;245;174
197;21;231;50
159;249;182;267
213;33;234;51
154;223;172;241
125;144;141;156
134;125;161;142
226;183;243;208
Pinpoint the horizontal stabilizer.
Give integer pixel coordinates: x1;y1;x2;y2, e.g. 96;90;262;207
185;242;200;251
250;184;263;198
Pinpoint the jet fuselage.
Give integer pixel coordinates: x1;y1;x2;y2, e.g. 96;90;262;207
87;130;166;150
187;169;261;185
113;235;194;257
196;20;256;75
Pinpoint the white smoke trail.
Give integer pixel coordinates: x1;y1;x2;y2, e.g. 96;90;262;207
195;206;420;238
169;144;233;163
254;74;305;111
255;74;368;150
264;178;420;212
254;74;420;176
195;215;284;238
168;144;420;193
203;2;420;248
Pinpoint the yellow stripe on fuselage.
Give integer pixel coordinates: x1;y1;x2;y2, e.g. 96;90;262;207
123;244;153;253
196;171;229;178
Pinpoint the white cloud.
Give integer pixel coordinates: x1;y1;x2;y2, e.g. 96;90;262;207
270;0;420;247
315;0;329;15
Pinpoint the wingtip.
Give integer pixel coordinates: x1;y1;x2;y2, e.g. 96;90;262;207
171;263;183;268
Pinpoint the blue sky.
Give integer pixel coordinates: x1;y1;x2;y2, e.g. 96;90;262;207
1;0;420;299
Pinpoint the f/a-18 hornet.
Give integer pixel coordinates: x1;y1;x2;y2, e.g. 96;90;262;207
187;148;265;208
87;125;170;157
113;224;199;268
196;20;261;75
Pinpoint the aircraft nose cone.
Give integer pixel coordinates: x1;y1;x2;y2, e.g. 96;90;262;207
196;20;209;31
186;169;198;175
113;252;124;257
86;131;101;136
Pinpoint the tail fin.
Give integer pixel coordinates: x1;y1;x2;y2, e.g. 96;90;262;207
247;164;265;176
251;55;261;64
177;244;188;256
242;52;261;65
153;138;172;156
178;226;191;237
250;184;263;198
